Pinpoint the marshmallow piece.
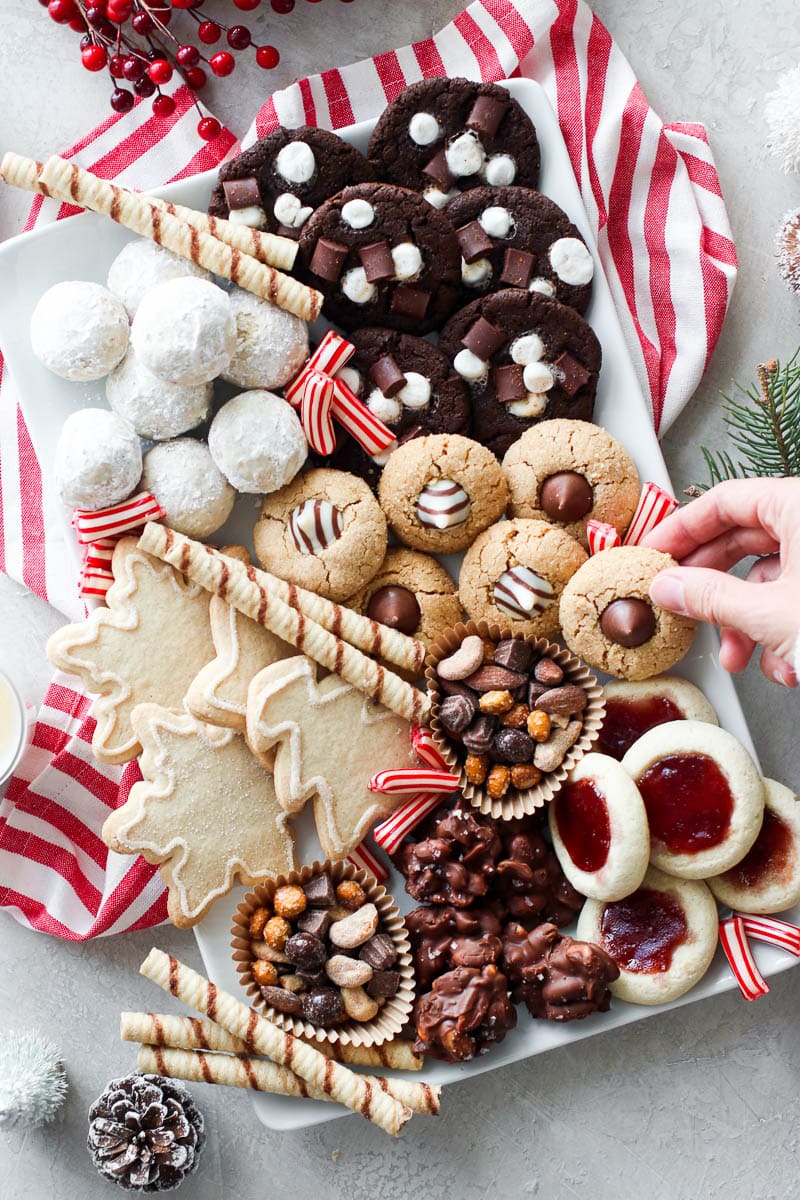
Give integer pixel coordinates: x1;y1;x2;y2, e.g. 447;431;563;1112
227;205;268;229
275;141;316;184
55;407;142;510
508;394;548;419
454;348;488;381
461;257;493;287
336;365;362;395
106;347;212;441
484;154;516;186
222;285;309;391
523;361;555;393
416;479;471;529
479;206;513;238
549;237;594;286
366;388;402;425
423;186;458;210
107;238;211;317
273;192;314;229
341;266;377;305
529;277;556;297
409;112;441;146
140;439;235;539
510;334;545;366
445;131;486;177
131;277;235;386
209;390;307;494
391;242;423;281
31;281;129;382
341;198;375;229
397;372;431;410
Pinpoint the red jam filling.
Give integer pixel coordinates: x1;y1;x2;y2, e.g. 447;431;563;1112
720;808;793;889
638;752;734;854
600;888;688;972
596;695;684;760
554;778;611;872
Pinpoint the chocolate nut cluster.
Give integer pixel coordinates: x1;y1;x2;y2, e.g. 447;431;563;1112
435;634;589;799
502;922;619;1020
248;872;400;1028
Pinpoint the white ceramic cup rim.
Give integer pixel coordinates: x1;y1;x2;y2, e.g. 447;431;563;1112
0;669;27;786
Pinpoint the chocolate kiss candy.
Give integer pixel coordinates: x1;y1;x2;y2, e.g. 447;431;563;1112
600;598;657;648
539;471;594;523
366;585;421;635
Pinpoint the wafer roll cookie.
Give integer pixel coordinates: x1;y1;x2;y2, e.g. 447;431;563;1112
137;524;431;724
37;156;321;322
148;196;298;271
0;152;49;194
139;948;411;1135
303;1035;424;1072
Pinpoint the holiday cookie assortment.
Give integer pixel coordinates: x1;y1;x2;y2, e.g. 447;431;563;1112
5;78;797;1132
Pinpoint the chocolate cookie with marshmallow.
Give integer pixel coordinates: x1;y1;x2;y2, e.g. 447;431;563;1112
207;126;377;237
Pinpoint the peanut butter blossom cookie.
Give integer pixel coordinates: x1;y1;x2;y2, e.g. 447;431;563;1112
458;517;587;639
314;328;470;489
253;467;388;601
367;77;540;206
345;547;463;648
502;419;641;547
439;289;602;458
297;182;462;333
445;185;594;310
207;125;377;237
559;546;697;680
377;433;508;555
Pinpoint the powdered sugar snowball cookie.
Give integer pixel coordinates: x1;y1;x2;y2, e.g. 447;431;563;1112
140;440;235;538
106;348;212;441
549;752;649;902
707;779;800;915
30;281;129;382
221;286;309;391
576;866;719;1005
622;720;765;880
208;390;307;495
55;407;142;510
107;237;211;317
596;676;719;761
131;277;235;385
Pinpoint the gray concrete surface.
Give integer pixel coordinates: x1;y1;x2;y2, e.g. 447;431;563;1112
1;1;800;1197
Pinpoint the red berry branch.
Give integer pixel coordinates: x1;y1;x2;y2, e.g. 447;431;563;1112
41;0;353;141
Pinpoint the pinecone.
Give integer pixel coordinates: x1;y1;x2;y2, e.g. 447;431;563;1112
87;1074;205;1193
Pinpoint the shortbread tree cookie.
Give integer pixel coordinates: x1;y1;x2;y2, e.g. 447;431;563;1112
46;537;214;763
103;704;296;928
247;656;413;860
187;546;292;732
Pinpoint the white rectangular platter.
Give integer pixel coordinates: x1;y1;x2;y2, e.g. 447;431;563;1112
0;77;795;1134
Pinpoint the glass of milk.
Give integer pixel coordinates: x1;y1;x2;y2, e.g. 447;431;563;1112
0;670;26;786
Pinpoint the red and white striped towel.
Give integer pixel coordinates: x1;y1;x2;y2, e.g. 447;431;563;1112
0;0;737;939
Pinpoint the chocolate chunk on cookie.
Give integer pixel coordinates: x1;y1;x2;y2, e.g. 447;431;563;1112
207;126;378;236
439;289;602;458
367;78;540;204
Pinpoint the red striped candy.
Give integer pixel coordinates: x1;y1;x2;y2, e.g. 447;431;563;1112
719;915;770;1001
369;768;460;794
623;482;678;546
73;492;166;544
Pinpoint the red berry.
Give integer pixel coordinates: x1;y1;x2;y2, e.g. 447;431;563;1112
197;20;220;44
176;44;200;67
148;2;171;22
131;11;153;32
106;0;133;22
48;0;78;22
80;32;93;48
183;65;207;89
109;52;125;76
256;44;280;69
170;0;199;7
227;25;251;49
270;0;294;11
122;54;146;81
234;0;260;8
84;4;106;24
148;58;172;84
197;116;221;141
110;87;135;113
68;15;86;29
153;94;176;118
209;51;235;77
134;75;156;97
81;44;108;71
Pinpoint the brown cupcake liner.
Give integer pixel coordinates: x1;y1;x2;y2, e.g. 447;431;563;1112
425;619;605;820
231;859;415;1048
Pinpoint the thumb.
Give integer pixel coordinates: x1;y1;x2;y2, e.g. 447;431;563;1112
649;567;773;642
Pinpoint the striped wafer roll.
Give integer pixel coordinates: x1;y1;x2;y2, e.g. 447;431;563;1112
147;196;298;271
301;1035;424;1073
36;156;322;322
139;948;412;1135
0;151;49;195
137;524;430;722
136;1045;440;1115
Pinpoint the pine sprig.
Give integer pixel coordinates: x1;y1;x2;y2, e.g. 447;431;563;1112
688;350;800;495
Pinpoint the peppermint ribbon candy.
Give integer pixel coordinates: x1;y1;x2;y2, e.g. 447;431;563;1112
372;726;453;856
623;481;679;546
369;768;460;794
347;840;389;883
719;915;770;1001
72;491;166;544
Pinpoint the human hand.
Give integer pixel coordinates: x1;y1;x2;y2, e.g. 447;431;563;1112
641;478;800;686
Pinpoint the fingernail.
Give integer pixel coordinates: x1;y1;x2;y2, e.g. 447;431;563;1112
777;665;797;688
650;572;688;616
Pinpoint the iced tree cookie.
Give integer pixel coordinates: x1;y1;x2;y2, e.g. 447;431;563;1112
345;547;462;649
707;779;800;915
502;419;641;547
254;467;387;602
458;518;587;639
377;433;508;555
596;676;719;760
559;546;697;680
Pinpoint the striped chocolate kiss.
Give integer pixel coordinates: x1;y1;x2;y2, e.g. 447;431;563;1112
416;478;471;530
288;498;343;555
493;565;554;619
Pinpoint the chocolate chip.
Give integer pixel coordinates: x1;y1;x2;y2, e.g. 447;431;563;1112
309;238;348;282
222;176;261;211
493;363;527;404
390;286;430;319
528;679;549;708
296;909;332;939
303;872;336;907
493;639;534;673
539;472;594;523
276;223;302;241
366;585;421;636
462;714;497;755
359;933;398;971
285;931;327;970
457;220;494;263
534;657;564;685
439;692;478;737
423;148;454;187
261;985;302;1015
492;728;535;764
296;967;327;987
500;248;534;288
366;969;400;999
465;93;508;138
552;352;592;397
369;353;407;397
397;423;425;446
300;987;345;1027
461;316;506;360
599;598;656;648
359;240;395;282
